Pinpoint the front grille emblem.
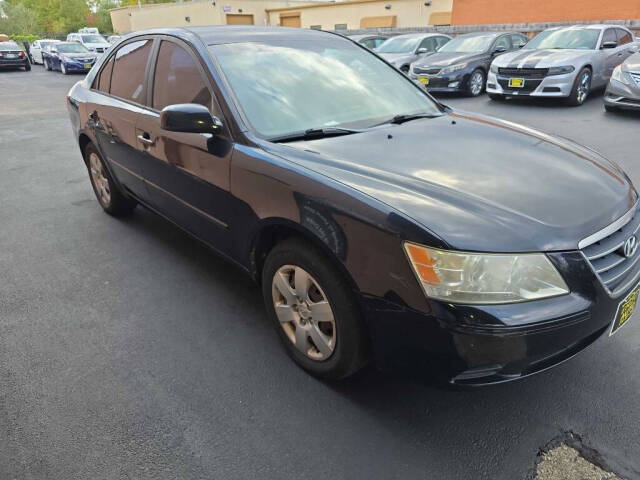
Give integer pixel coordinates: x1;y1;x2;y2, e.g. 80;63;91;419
623;235;638;258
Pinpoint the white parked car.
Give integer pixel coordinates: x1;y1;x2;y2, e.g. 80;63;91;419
66;32;110;55
29;39;61;65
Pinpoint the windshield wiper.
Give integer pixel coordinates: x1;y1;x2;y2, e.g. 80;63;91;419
269;126;364;143
370;112;442;127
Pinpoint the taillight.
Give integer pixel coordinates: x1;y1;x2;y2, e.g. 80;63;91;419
18;51;26;57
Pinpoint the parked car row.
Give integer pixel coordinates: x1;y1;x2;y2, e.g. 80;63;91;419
354;25;640;110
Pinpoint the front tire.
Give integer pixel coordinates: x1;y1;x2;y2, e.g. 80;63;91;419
400;65;409;74
84;143;137;216
567;67;591;106
465;69;486;97
262;238;369;380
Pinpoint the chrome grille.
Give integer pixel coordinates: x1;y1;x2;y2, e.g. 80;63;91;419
629;72;640;88
413;67;441;75
580;203;640;294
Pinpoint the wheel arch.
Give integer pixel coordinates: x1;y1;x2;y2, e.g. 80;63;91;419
78;133;92;165
249;218;360;294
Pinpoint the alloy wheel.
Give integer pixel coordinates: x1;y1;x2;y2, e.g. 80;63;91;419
89;152;111;207
469;71;484;96
272;265;336;361
577;71;590;104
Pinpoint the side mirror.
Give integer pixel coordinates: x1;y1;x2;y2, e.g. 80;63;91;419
416;47;428;54
601;41;618;49
492;45;507;54
160;103;223;134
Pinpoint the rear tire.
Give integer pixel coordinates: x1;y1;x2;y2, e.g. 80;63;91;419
567;67;591;106
24;62;31;71
84;143;137;216
262;238;369;380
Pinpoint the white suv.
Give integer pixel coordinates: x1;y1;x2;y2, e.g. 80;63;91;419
66;33;110;55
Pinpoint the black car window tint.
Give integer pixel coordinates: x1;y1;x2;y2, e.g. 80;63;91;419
152;40;212;112
110;39;152;104
418;37;436;51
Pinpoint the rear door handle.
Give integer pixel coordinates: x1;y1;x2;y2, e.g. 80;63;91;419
137;133;155;147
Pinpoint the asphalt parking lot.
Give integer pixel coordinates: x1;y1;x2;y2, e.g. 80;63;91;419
1;66;639;480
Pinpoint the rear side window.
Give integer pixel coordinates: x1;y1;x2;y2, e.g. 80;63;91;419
96;55;114;93
616;29;633;45
110;39;152;104
152;40;211;111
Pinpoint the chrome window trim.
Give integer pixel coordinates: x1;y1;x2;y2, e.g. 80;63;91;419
578;201;639;249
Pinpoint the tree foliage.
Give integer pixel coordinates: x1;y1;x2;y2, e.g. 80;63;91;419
1;0;91;34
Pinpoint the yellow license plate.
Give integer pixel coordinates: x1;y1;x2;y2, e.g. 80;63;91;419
84;63;92;69
508;77;525;88
418;76;429;85
611;283;640;335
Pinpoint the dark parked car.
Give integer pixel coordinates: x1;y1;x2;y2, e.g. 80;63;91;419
409;31;527;96
43;41;97;74
67;27;639;385
0;41;31;71
347;33;389;50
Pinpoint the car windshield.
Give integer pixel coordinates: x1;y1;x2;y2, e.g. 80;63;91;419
376;36;422;53
209;38;440;139
524;29;600;50
82;35;107;44
58;43;90;53
0;42;21;51
438;35;495;53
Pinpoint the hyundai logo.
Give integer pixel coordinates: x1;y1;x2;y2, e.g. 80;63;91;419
623;235;638;258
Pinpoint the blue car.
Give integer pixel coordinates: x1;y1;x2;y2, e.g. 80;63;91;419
43;42;97;74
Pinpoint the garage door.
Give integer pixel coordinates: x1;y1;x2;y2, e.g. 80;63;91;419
226;14;254;25
280;13;301;28
360;15;397;28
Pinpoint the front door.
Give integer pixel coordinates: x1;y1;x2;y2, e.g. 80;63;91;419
135;38;234;252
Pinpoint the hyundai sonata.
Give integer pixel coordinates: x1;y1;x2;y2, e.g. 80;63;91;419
67;27;639;385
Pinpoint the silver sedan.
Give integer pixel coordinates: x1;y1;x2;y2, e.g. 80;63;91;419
604;52;640;112
487;25;639;105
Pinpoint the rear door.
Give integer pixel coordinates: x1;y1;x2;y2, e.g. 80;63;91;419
616;28;635;62
86;38;154;200
135;37;234;250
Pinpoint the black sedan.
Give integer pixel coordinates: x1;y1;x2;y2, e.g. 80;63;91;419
409;31;527;96
0;41;31;71
67;27;639;385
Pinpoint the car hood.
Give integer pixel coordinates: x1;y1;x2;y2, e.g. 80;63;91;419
494;48;592;68
378;53;414;65
264;111;635;252
413;51;484;68
622;52;640;72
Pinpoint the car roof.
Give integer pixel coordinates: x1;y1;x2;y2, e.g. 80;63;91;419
347;34;387;40
545;24;624;32
184;26;338;45
455;31;519;38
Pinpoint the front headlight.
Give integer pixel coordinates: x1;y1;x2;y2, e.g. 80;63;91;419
547;65;575;76
404;243;569;304
441;63;468;74
611;65;628;84
490;63;498;74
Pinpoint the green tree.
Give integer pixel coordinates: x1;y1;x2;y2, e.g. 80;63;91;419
0;2;40;35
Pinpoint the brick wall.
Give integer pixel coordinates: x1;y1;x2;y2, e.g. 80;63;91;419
451;0;640;25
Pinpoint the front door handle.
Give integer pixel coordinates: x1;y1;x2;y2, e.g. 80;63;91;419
137;133;155;147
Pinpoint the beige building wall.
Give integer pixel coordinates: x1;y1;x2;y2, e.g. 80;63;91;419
267;0;453;30
110;0;315;34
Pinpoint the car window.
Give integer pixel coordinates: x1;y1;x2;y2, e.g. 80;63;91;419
438;35;495;53
524;28;600;50
96;55;114;93
372;38;386;48
436;36;450;49
361;38;376;49
377;36;422;54
152;40;212;111
616;29;633;45
110;39;152;104
494;35;511;50
510;34;527;48
418;37;437;52
601;28;617;47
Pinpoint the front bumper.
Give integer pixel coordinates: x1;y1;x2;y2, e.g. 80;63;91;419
409;71;468;93
486;70;575;97
604;78;640;111
361;251;636;385
63;61;94;72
